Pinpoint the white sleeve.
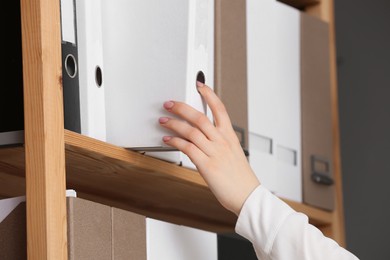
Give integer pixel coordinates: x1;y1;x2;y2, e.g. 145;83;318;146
235;185;359;260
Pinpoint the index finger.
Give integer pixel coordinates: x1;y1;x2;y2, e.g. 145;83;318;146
196;81;232;129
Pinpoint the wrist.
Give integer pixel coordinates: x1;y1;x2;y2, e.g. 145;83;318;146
233;180;261;216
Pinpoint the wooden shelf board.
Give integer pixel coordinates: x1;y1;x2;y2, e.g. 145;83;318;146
63;130;236;233
0;146;26;198
0;130;333;233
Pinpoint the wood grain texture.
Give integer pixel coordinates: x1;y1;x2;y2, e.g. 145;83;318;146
0;146;25;198
306;0;347;246
64;130;236;233
20;0;68;258
0;132;333;234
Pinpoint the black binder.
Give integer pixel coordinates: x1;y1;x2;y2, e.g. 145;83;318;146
1;0;82;147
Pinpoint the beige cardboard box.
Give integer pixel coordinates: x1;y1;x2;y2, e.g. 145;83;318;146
214;0;249;154
0;194;146;259
300;13;335;210
0;200;26;259
112;207;146;260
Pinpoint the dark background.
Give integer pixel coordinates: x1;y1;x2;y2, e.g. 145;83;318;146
335;0;390;259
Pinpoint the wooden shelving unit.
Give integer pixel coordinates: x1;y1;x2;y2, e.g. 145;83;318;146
0;130;333;232
0;0;345;258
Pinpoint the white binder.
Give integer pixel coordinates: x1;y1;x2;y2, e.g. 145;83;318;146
247;0;302;202
61;0;106;141
146;218;217;260
102;0;214;169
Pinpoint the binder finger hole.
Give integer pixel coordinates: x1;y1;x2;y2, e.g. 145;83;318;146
64;54;77;79
95;66;103;87
196;71;205;85
196;71;207;115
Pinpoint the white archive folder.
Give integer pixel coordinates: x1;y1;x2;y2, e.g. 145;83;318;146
146;218;217;260
61;0;106;141
247;0;302;202
101;0;214;169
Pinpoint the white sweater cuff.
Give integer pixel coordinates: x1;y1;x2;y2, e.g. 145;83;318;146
235;185;294;256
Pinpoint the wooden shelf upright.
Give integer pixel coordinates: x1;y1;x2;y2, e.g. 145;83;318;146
21;0;68;258
0;0;345;258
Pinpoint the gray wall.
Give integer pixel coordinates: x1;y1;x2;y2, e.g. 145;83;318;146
335;0;390;259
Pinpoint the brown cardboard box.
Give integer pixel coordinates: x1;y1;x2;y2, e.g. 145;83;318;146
0;202;26;259
300;13;335;210
112;207;147;260
214;0;249;154
67;197;112;260
0;196;146;259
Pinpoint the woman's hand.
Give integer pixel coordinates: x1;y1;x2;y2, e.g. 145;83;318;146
159;81;260;216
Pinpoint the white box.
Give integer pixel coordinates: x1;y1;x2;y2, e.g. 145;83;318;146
247;0;302;202
146;218;217;260
102;0;214;169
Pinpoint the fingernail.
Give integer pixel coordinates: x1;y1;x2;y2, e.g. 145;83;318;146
159;117;169;124
163;101;175;110
196;81;204;88
163;136;172;142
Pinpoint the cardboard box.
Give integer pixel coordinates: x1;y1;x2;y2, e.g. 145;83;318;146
0;198;26;259
300;12;335;210
0;194;147;259
214;0;249;154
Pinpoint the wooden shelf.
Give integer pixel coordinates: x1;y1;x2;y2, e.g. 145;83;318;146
64;130;235;233
0;130;332;233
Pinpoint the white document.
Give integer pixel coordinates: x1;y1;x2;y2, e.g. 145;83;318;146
102;0;214;169
146;218;217;260
247;0;302;202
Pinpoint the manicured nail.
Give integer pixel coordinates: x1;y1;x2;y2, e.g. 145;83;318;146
163;136;172;142
163;101;175;110
196;81;204;88
159;117;169;124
